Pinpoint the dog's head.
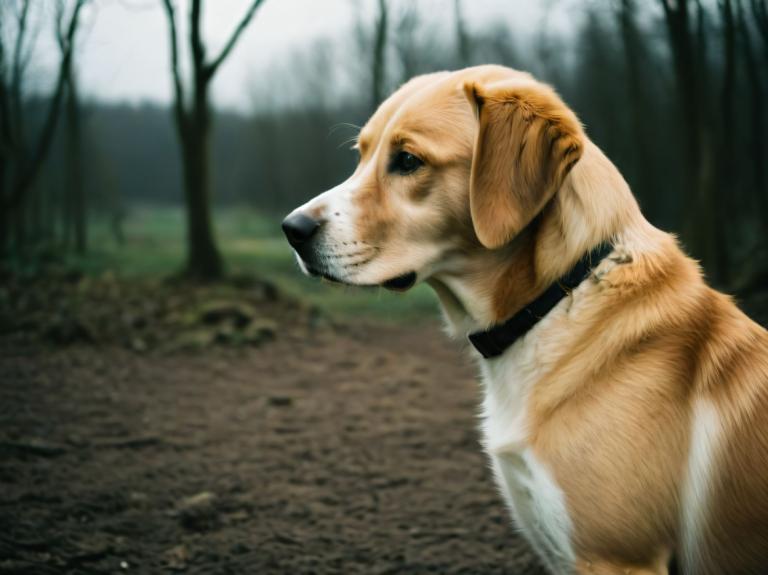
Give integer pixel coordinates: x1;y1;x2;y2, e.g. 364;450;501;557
282;65;584;292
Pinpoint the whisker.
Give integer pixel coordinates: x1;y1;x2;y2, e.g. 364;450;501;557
337;133;362;150
329;123;362;147
328;122;362;135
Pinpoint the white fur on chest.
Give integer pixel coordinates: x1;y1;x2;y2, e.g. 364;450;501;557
478;299;578;575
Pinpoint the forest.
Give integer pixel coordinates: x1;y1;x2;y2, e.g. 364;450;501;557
2;0;767;289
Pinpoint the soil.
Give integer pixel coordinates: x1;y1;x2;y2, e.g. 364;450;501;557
0;295;546;574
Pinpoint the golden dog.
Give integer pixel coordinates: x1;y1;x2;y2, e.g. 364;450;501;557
282;65;768;575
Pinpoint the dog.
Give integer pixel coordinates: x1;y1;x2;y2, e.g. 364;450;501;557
282;65;768;575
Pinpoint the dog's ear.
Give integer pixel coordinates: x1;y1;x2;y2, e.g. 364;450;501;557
463;80;585;249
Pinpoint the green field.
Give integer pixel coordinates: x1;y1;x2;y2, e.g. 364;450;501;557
65;206;440;321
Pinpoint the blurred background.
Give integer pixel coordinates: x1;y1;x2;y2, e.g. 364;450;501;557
1;1;766;573
2;0;767;305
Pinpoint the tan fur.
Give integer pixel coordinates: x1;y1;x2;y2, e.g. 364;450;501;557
287;65;768;574
465;80;584;249
528;239;699;568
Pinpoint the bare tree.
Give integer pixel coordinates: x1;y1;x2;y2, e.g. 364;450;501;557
370;0;388;113
393;4;421;82
0;0;87;254
454;0;471;66
616;0;651;202
56;0;87;254
750;0;768;61
658;0;724;282
0;5;15;251
160;0;266;280
718;0;737;283
737;0;767;225
748;0;768;249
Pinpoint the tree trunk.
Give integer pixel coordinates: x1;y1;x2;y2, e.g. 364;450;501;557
181;135;222;280
739;0;768;225
0;42;10;256
665;4;701;236
660;0;723;282
0;199;7;256
371;0;388;112
717;0;736;284
454;0;471;66
62;175;74;249
751;0;768;63
618;0;652;205
28;182;42;245
14;197;27;249
179;80;222;280
0;156;8;256
695;1;725;284
65;72;86;254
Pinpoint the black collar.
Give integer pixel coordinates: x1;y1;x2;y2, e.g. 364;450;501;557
468;242;614;359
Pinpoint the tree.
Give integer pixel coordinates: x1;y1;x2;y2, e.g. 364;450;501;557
370;0;388;113
160;0;266;280
454;0;471;66
0;0;87;255
56;0;87;254
739;0;767;222
717;0;737;284
616;0;652;204
658;0;724;283
750;0;768;61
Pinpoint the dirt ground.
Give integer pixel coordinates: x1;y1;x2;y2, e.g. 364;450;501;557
0;309;546;574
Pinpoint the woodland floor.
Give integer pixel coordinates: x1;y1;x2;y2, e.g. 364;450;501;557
0;274;546;575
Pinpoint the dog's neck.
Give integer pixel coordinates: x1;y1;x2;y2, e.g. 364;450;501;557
428;141;650;337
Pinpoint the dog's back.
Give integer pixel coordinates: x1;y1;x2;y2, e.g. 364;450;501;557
685;292;768;574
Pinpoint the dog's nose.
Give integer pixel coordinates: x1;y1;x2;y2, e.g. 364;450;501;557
282;213;320;247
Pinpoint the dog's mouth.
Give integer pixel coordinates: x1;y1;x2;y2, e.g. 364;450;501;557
381;272;417;291
306;266;417;292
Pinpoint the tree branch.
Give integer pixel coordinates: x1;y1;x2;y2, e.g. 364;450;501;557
750;0;768;52
10;0;31;98
205;0;266;79
160;0;187;130
10;0;31;149
190;0;206;88
0;7;12;153
55;0;67;48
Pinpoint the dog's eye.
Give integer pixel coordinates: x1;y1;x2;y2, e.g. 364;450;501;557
390;151;423;175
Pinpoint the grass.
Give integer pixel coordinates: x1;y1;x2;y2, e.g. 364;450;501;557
66;206;441;322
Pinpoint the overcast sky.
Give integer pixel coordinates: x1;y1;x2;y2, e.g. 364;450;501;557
25;0;576;112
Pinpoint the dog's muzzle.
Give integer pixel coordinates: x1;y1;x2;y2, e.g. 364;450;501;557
281;212;417;291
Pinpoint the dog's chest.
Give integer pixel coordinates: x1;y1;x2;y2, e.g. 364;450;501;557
479;336;576;574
